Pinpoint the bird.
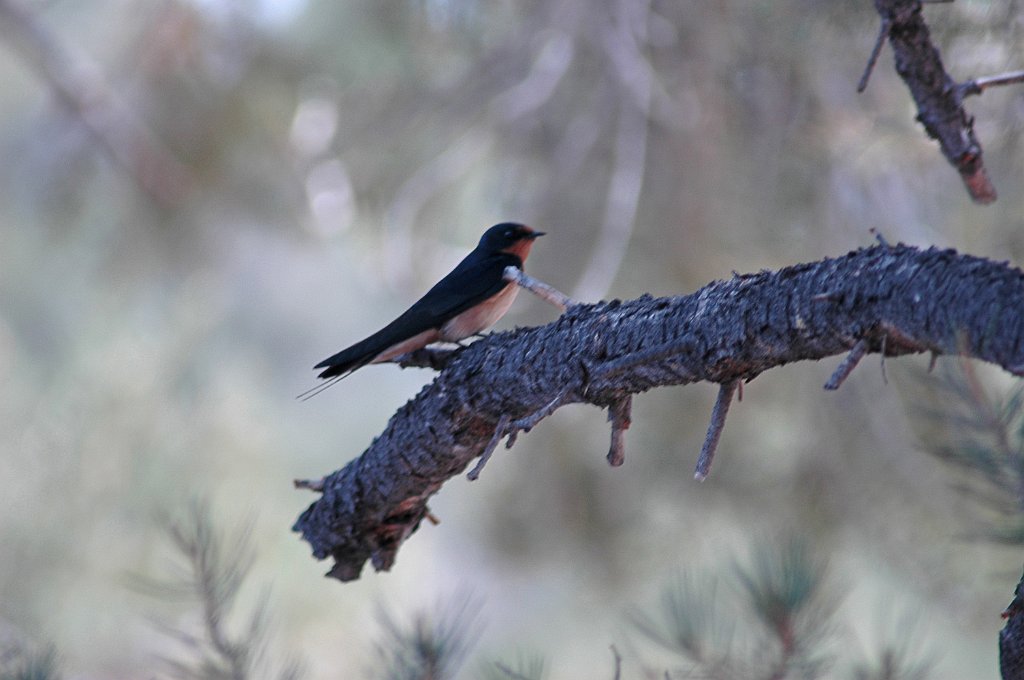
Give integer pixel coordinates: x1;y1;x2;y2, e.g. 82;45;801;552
303;222;544;397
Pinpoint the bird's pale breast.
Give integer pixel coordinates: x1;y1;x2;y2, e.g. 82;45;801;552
439;282;519;341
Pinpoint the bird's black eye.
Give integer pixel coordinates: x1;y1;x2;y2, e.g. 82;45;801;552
505;229;514;239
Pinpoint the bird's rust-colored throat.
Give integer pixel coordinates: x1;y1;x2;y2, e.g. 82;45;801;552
501;227;542;260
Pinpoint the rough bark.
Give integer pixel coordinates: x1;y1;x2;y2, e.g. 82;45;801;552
293;244;1024;583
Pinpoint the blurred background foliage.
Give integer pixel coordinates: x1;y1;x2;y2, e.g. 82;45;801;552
1;0;1024;677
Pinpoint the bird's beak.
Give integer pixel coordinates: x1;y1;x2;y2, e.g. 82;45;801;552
527;230;545;239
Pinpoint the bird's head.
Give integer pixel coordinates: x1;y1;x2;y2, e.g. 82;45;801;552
479;222;545;259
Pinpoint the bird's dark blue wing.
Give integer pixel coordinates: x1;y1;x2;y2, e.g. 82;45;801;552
313;251;521;378
414;251;521;319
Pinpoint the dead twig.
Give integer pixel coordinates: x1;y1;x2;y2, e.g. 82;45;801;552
467;386;574;480
824;339;869;390
504;266;577;311
294;477;326;493
858;18;891;92
607;395;632;467
467;414;511;481
959;69;1024;99
695;381;739;481
505;385;574;449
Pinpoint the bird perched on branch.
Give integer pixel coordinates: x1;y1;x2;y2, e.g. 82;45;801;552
306;222;544;394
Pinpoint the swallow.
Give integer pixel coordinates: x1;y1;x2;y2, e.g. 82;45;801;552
304;223;544;396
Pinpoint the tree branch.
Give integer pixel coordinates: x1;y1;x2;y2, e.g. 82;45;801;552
869;0;998;204
0;0;193;207
294;244;1024;581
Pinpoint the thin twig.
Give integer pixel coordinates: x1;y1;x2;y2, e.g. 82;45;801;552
823;339;869;390
607;395;632;467
858;19;891;92
504;266;576;311
294;477;326;493
870;227;891;248
960;69;1024;98
506;385;574;448
610;645;623;680
467;414;511;481
695;381;739;481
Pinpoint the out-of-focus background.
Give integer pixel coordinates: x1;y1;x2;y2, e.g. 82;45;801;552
2;1;1023;678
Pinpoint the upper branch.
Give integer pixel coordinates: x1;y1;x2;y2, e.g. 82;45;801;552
870;0;997;203
294;244;1024;581
0;0;193;207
